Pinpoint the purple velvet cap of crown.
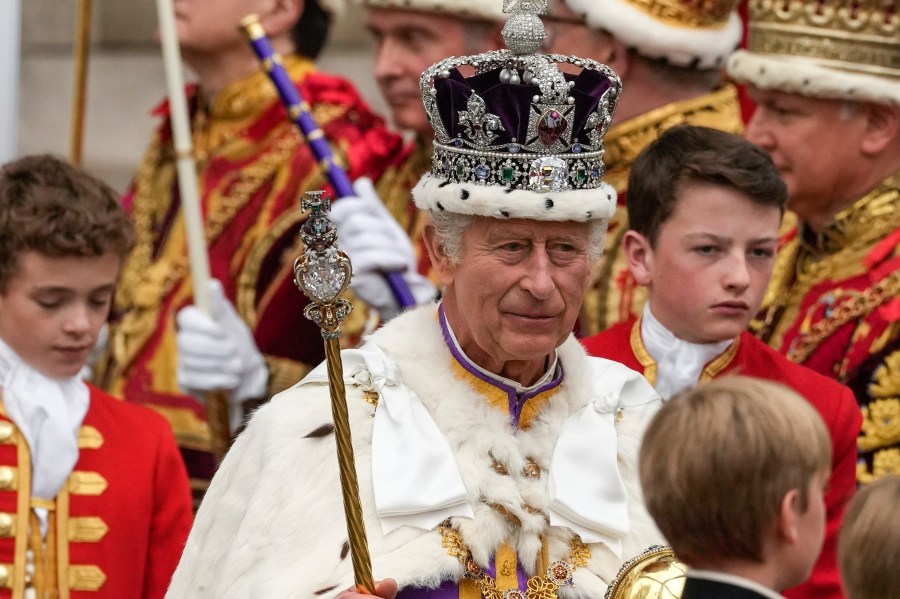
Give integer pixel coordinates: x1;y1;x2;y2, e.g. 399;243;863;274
435;66;615;151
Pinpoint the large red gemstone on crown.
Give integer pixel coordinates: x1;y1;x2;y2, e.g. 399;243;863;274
537;109;567;147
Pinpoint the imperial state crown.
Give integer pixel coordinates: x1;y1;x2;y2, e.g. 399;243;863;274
411;0;621;223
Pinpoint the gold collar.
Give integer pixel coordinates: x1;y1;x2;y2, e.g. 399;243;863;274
798;171;900;256
630;317;740;387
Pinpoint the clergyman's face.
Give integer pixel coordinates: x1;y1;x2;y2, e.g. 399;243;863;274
367;8;485;135
0;252;119;379
435;217;592;381
631;181;781;344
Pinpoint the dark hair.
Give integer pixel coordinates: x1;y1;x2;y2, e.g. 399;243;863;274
0;154;136;291
627;125;787;246
290;0;333;60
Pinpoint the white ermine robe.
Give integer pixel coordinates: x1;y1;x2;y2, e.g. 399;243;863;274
167;305;664;598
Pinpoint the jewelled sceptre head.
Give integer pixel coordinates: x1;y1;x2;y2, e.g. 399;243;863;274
293;191;375;594
294;191;353;338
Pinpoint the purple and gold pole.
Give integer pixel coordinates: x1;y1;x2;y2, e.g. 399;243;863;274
239;14;416;310
294;191;375;595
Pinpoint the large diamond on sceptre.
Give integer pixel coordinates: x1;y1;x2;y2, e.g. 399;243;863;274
294;191;354;338
293;191;375;594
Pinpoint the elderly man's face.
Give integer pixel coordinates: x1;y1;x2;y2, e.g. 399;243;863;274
432;217;593;384
744;86;870;230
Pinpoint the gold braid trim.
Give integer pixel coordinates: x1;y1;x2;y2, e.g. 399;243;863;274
858;349;900;485
105;56;330;387
107;128;303;384
439;520;590;599
786;270;900;365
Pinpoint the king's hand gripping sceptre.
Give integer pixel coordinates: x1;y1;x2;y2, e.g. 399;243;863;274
294;191;375;595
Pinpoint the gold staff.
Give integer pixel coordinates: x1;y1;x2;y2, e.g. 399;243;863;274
293;191;375;594
69;0;92;165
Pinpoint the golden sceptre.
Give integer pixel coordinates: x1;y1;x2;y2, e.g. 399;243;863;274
294;191;375;594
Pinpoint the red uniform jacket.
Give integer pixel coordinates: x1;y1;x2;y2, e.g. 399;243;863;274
0;384;192;598
583;323;861;599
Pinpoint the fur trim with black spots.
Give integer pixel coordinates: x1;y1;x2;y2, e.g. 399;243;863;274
728;50;900;107
413;174;616;222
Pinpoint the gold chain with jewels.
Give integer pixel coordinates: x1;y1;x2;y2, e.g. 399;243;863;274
787;270;900;364
757;179;900;346
438;521;590;599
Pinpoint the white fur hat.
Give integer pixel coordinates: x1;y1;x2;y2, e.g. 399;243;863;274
358;0;506;22
727;0;900;106
562;0;743;69
412;175;617;222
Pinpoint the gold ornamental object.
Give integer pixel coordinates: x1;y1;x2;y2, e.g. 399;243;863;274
293;191;375;594
605;545;687;599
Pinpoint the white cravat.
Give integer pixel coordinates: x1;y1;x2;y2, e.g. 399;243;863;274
0;337;89;531
641;305;733;401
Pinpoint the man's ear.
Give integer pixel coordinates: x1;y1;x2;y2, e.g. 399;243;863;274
422;224;455;288
261;0;304;38
776;488;802;545
605;35;630;77
860;102;900;156
622;230;653;286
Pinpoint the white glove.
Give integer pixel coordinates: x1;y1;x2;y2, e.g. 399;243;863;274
329;177;437;320
176;280;268;425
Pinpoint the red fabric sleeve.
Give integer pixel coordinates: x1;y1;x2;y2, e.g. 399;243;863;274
143;418;193;598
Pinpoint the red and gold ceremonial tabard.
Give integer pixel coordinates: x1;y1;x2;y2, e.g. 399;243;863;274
0;385;192;598
754;173;900;485
578;86;744;337
583;322;861;599
94;55;404;498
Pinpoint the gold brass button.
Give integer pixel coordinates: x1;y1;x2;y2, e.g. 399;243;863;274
0;513;12;537
0;468;14;490
0;422;13;443
0;564;9;587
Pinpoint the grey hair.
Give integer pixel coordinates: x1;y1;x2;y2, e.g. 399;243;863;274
839;100;862;121
427;210;607;267
428;210;474;266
